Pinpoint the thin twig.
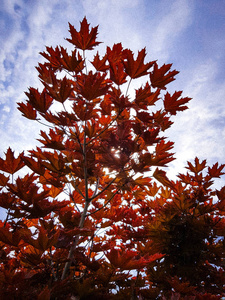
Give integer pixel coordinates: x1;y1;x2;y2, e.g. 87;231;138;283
86;189;120;217
89;177;117;202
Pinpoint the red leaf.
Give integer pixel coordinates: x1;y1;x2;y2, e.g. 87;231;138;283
21;155;45;176
150;63;179;89
28;227;60;251
66;17;101;50
91;52;109;72
75;71;111;100
24;87;53;113
0;148;24;174
208;162;225;178
164;91;191;115
100;95;112;115
38;129;65;150
0;173;9;186
44;77;73;103
109;61;127;85
40;46;62;69
17;102;37;120
60;47;84;73
123;48;155;79
135;83;160;109
107;44;128;85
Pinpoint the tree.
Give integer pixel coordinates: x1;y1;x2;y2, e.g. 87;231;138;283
0;17;224;299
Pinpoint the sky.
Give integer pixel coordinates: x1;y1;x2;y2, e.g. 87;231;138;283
1;0;225;188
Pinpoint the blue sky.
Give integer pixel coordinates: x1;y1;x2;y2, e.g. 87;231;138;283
0;0;225;187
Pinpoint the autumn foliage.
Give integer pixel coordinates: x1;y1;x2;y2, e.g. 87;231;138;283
0;18;225;299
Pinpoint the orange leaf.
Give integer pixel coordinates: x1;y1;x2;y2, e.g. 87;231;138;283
186;157;207;174
153;168;172;187
135;176;152;188
48;185;63;198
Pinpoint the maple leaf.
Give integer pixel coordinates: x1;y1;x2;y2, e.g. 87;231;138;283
0;173;9;187
150;63;179;89
36;150;70;174
24;87;53;113
107;43;128;85
100;95;112;115
45;185;63;198
208;162;225;178
135;83;160;109
36;63;56;85
164;91;191;115
27;227;60;251
123;48;155;79
105;247;137;270
141;128;161;146
153;110;173;131
136;111;153;123
38;129;65;150
43;76;73;103
0;226;21;247
108;60;127;85
91;52;109;72
17;101;37;120
153;167;172;187
134;176;152;188
21;155;45;176
40;46;62;69
41;111;78;127
75;71;111;100
186;157;207;174
107;43;125;63
60;47;84;73
66;17;101;50
0;148;24;174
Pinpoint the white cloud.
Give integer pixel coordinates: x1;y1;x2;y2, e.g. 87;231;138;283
166;57;225;184
148;0;193;61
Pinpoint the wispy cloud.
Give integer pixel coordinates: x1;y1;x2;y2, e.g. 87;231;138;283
144;0;193;61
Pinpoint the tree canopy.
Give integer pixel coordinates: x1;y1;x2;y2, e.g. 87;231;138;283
0;17;224;299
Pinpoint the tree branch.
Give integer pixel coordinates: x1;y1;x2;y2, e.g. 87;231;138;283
87;189;120;217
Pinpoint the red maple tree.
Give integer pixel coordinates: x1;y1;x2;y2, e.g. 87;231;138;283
0;18;224;299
